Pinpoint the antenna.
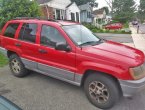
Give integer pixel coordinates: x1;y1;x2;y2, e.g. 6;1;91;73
80;25;83;50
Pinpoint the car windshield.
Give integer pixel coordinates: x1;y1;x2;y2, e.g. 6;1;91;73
62;25;100;46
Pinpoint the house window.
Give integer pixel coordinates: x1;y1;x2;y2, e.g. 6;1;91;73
61;10;65;20
87;12;91;18
54;9;65;20
53;9;56;19
56;9;61;20
71;13;75;22
76;12;79;22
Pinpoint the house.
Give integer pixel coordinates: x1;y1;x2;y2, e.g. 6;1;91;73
106;15;112;23
79;3;92;23
66;2;80;22
93;8;107;27
37;0;80;22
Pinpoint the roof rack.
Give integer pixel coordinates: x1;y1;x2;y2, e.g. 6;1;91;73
13;17;58;22
13;17;40;20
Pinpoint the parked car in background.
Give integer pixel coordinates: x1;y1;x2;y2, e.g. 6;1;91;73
0;18;145;109
105;23;123;30
132;20;138;25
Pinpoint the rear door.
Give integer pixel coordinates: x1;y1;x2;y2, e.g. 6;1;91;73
16;22;39;69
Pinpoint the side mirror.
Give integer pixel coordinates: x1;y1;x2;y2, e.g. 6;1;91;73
55;42;71;52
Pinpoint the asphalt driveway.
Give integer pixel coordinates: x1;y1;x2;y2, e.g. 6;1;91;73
96;33;133;43
0;66;145;110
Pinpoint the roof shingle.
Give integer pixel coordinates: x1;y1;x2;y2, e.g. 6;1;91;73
93;8;105;15
36;0;51;4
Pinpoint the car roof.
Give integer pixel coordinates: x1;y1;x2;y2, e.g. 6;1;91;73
8;19;80;26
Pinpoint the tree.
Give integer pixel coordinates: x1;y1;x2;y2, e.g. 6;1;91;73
104;0;114;13
112;0;136;23
0;0;2;9
138;0;145;22
89;0;98;8
0;0;40;28
140;0;145;12
102;7;109;15
71;0;98;8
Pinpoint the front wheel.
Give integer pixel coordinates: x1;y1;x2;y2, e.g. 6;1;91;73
84;73;121;109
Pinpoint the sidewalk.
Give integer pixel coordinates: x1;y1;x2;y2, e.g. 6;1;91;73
130;26;145;54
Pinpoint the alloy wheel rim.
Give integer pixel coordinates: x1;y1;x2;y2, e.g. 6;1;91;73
11;58;21;74
89;81;109;104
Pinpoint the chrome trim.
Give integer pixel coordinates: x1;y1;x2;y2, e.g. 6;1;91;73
0;47;7;56
21;58;83;86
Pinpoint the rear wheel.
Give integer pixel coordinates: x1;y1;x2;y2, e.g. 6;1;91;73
84;73;121;109
9;54;29;77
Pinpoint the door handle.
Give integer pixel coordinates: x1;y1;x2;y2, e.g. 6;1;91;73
15;43;21;47
38;49;47;54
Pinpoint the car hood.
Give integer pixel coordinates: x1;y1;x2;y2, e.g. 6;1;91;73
81;41;144;67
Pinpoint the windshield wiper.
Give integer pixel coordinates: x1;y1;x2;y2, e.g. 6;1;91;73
79;39;104;46
79;41;99;46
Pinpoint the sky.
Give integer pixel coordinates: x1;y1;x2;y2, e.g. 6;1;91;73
97;0;140;9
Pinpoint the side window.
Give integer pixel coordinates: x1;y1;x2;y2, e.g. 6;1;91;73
3;23;19;38
19;23;37;43
40;25;66;47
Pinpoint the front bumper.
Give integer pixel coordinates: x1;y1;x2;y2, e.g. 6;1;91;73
0;47;7;56
119;77;145;97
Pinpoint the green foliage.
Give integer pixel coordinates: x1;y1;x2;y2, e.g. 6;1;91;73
112;0;136;23
82;23;96;30
123;22;129;28
0;52;8;67
138;0;145;22
0;0;40;28
140;0;145;12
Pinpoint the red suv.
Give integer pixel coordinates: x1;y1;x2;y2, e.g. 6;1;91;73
0;18;145;109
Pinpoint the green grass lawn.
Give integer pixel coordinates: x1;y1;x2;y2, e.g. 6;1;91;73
0;52;8;67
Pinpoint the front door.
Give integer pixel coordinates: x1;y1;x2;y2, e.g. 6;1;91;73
37;24;76;80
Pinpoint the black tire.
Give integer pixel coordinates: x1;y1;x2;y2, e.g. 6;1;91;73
84;73;121;109
9;54;29;77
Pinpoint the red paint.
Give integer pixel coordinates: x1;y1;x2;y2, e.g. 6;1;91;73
105;23;123;30
0;19;144;81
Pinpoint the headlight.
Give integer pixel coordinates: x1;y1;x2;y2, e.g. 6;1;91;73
129;63;145;80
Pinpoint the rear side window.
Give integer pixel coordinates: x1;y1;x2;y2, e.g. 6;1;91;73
19;23;37;43
3;23;19;38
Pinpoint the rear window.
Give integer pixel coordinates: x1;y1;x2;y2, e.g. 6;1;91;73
3;23;19;38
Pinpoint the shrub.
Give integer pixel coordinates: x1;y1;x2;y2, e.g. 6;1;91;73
0;0;41;28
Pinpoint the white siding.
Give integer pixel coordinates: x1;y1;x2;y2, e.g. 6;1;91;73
66;3;80;22
79;7;92;23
